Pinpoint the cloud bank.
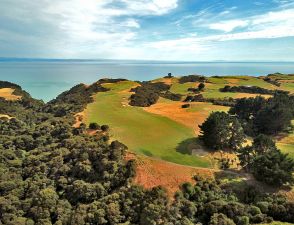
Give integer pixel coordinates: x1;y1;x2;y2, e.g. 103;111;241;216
0;0;294;61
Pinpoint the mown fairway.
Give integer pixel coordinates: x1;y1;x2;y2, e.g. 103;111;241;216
85;81;210;167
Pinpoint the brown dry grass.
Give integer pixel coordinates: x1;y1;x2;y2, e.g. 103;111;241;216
144;101;228;135
126;152;216;196
0;88;21;101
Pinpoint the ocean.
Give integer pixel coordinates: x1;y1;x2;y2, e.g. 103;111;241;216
0;60;293;102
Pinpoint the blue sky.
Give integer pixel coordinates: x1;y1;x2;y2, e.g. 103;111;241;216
1;0;294;61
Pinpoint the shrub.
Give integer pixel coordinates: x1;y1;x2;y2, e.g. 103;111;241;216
209;213;236;225
182;104;190;108
179;75;206;84
89;122;100;130
101;125;109;132
198;83;205;91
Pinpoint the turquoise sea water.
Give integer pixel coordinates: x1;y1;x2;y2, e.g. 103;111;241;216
0;60;294;102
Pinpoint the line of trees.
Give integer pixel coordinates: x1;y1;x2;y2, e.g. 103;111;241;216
184;94;236;107
179;75;206;83
220;85;289;95
229;93;294;135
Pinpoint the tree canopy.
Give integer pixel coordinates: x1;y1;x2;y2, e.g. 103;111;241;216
199;112;245;151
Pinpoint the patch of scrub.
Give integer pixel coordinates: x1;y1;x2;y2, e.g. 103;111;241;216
85;81;210;167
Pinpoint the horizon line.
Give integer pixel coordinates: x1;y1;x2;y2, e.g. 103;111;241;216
0;57;294;63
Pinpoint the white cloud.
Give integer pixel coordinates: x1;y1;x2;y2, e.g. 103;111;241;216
209;20;249;32
0;0;294;60
121;0;178;15
123;19;141;28
206;7;294;40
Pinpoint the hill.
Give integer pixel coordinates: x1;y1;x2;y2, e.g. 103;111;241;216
83;74;294;167
0;74;294;225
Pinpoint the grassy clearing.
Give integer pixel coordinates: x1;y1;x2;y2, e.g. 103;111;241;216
85;81;210;167
169;81;197;95
0;88;21;101
277;121;294;159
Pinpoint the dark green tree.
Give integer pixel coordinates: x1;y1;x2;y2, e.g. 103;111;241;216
251;150;294;186
199;112;245;151
198;82;205;91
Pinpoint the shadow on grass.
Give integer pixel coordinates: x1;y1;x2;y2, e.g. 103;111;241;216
140;149;153;157
176;137;209;156
214;170;242;181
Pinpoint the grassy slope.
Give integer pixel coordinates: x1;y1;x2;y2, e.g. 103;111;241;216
85;75;293;168
85;81;210;167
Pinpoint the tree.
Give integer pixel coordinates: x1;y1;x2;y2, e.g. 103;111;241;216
199;112;245;151
198;83;205;91
230;93;293;136
209;213;236;225
168;73;172;78
238;134;294;186
238;134;278;170
251;150;294;186
255;105;292;135
101;125;109;132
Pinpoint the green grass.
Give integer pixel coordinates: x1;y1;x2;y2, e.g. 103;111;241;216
86;81;210;167
187;102;229;113
170;81;196;95
280;82;294;93
278;143;294;159
170;76;289;99
203;76;281;99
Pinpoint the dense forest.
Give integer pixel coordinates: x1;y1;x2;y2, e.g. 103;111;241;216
0;80;294;225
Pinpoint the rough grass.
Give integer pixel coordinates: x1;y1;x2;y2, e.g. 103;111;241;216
144;100;229;135
85;81;210;167
126;152;215;196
